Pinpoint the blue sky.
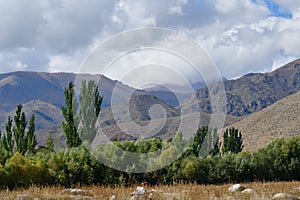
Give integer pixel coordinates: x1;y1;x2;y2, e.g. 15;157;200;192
260;0;292;18
0;0;300;87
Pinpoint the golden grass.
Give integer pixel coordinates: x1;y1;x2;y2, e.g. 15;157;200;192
0;181;299;200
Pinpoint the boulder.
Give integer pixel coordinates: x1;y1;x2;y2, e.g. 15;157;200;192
60;189;92;196
241;188;257;195
228;184;246;192
271;193;295;200
135;186;146;195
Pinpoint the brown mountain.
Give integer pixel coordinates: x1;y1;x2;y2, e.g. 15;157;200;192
181;59;300;116
224;90;300;152
0;71;146;112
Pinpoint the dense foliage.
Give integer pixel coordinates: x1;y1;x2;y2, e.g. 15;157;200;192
0;133;299;189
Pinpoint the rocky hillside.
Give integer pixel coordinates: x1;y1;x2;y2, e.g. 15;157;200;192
225;90;300;151
181;59;300;116
0;71;146;111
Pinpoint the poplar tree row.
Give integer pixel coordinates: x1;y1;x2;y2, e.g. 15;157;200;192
0;104;36;159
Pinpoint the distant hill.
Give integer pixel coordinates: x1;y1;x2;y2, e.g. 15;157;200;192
144;79;227;107
99;93;180;127
224;90;300;152
0;100;63;130
0;71;146;111
181;59;300;116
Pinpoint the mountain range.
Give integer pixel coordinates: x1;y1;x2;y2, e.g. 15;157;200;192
0;59;299;151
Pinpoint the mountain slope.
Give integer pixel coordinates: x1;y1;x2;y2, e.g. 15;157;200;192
0;71;146;111
0;72;65;111
181;59;300;116
225;90;300;151
99;94;180;128
0;100;63;130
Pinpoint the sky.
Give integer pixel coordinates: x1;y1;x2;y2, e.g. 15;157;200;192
0;0;300;88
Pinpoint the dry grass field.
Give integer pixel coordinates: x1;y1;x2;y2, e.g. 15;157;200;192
0;181;299;200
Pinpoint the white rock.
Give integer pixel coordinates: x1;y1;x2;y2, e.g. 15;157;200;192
271;193;295;199
148;193;154;199
61;188;91;196
228;184;246;192
109;195;116;200
71;189;87;195
61;189;72;195
136;186;146;195
241;188;257;195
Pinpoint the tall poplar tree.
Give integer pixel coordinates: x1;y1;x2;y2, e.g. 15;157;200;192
62;82;81;148
26;114;37;153
13;104;28;154
222;127;243;154
79;80;103;144
1;105;36;156
1;116;14;156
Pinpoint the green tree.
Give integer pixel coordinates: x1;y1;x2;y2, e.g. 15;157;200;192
79;80;103;144
62;82;81;148
199;127;219;157
1;117;14;157
222;127;243;154
209;140;220;157
46;134;54;152
173;130;186;154
26;115;37;154
1;106;36;157
186;126;209;157
13;104;28;154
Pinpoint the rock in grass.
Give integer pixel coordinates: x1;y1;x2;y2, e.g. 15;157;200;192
271;193;296;199
228;184;246;192
241;188;257;195
60;189;92;196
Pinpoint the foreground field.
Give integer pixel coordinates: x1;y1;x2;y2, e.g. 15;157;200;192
0;181;299;200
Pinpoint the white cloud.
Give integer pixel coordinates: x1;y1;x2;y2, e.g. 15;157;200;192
168;5;183;15
272;0;300;13
272;55;299;71
0;0;300;86
15;61;28;70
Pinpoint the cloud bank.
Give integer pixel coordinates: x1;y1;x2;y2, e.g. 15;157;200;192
0;0;299;87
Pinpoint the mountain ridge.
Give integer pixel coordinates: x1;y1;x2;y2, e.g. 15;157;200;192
180;59;300;116
224;90;300;151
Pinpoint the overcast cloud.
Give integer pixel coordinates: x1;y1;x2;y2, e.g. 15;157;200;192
0;0;299;87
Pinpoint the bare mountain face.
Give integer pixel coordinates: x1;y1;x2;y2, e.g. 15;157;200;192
144;82;206;107
224;90;300;152
180;59;300;116
0;71;147;141
0;71;146;112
